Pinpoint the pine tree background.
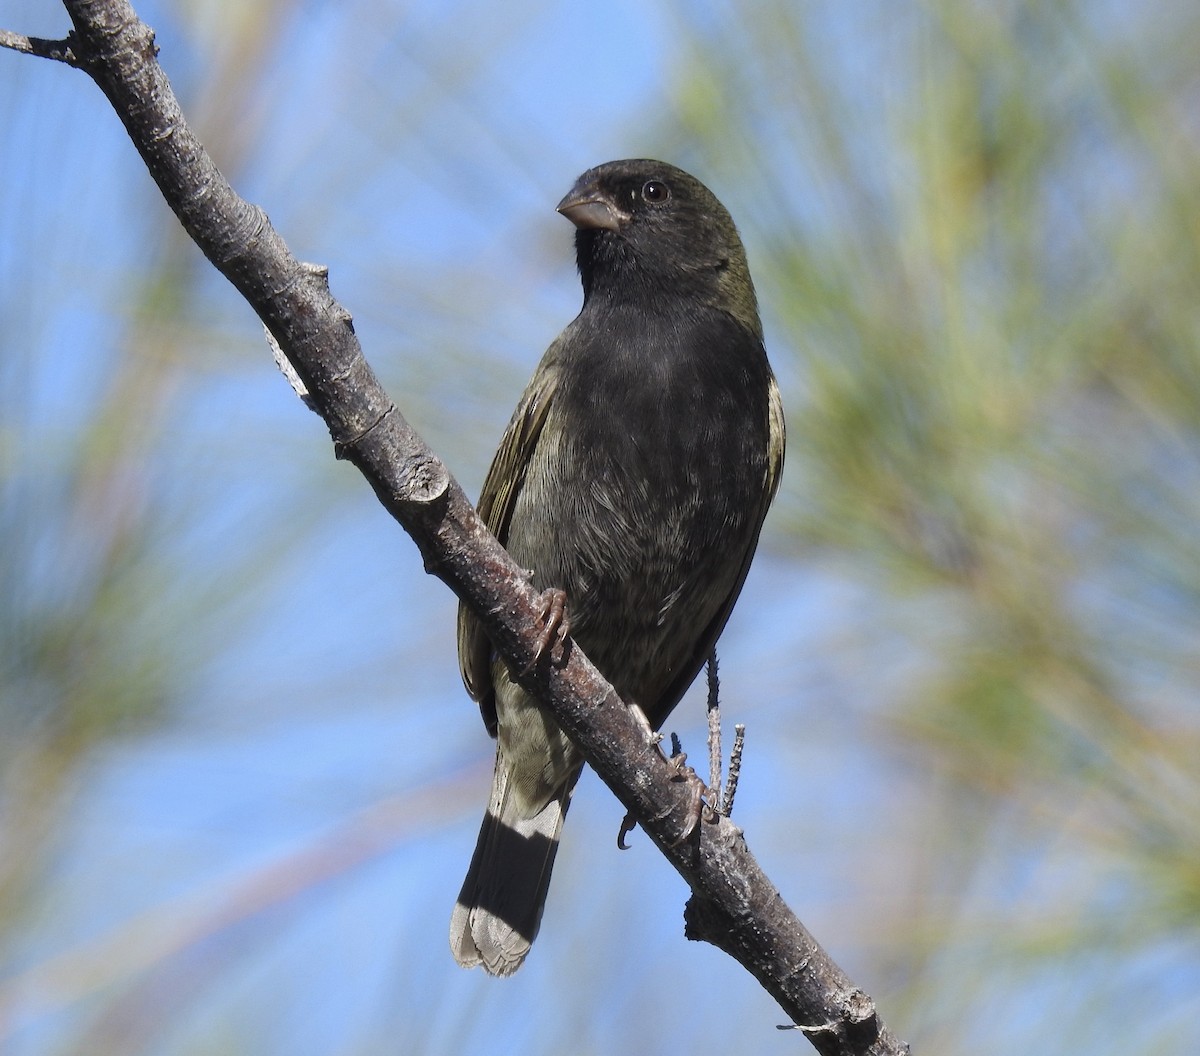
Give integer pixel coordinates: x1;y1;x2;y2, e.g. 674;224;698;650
2;1;1197;1053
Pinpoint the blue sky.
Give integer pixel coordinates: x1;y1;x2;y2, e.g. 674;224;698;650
2;1;1198;1055
1;3;837;1053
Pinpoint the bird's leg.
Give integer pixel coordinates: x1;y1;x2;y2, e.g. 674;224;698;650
705;648;722;808
628;700;663;747
522;587;570;672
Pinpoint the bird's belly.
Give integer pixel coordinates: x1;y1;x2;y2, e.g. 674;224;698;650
506;441;750;716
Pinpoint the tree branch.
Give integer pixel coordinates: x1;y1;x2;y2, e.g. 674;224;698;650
0;28;80;65
8;2;908;1052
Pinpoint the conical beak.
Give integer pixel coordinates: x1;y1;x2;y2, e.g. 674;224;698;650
556;182;628;232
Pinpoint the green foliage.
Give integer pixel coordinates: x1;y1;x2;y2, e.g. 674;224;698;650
2;0;1198;1053
669;0;1200;1046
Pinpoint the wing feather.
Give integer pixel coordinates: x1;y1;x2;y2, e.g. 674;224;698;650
651;372;785;720
457;346;562;733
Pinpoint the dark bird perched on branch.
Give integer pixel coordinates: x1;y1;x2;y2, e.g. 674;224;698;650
451;159;785;975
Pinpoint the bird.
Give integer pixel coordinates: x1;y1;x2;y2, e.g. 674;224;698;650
450;159;785;976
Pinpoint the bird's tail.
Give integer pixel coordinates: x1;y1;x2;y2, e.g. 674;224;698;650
450;753;580;976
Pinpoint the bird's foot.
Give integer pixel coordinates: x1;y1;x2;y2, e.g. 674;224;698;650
521;587;570;673
617;752;714;850
666;749;717;847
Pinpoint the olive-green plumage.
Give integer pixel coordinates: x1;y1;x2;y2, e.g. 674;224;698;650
450;160;785;975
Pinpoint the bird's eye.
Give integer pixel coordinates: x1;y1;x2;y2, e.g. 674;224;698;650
641;180;670;203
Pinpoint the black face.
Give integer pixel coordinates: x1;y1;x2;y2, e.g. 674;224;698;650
568;162;733;262
558;159;759;332
603;172;677;215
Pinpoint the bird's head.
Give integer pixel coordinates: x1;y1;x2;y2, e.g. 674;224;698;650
557;159;760;337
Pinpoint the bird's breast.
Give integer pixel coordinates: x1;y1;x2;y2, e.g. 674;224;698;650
502;305;772;707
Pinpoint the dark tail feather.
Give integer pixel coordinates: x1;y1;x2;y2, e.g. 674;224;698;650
450;756;578;976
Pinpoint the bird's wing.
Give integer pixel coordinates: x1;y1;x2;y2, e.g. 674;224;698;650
654;371;786;720
765;372;787;506
457;346;562;735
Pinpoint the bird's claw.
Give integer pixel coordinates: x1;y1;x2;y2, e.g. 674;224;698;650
666;750;716;847
617;811;637;849
521;588;570;673
617;754;712;850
